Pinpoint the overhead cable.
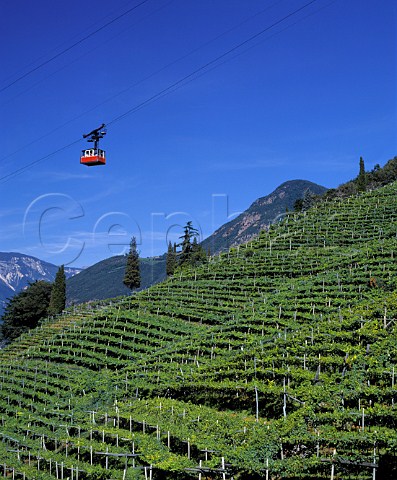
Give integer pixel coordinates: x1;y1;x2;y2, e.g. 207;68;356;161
0;0;151;93
107;0;319;126
0;0;325;183
0;0;281;163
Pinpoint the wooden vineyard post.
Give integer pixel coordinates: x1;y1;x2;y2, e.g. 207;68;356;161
186;439;191;459
144;465;153;480
255;386;259;422
201;448;215;462
330;449;336;480
362;407;365;432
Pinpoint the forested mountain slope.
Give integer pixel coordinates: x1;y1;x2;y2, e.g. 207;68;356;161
1;182;397;478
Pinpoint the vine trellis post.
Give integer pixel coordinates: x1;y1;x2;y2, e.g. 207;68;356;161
330;449;336;480
255;385;259;422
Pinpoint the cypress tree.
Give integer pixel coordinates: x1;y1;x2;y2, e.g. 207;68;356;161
123;236;141;290
166;241;177;276
48;265;66;316
357;156;367;192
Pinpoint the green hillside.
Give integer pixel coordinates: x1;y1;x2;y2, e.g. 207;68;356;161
1;182;397;478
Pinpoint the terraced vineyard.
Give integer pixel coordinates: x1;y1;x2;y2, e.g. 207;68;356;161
1;183;397;478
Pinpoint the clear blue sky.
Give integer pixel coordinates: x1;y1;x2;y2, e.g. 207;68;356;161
0;0;396;267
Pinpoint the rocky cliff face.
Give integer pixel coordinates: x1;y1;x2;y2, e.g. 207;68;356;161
0;252;81;314
201;180;327;255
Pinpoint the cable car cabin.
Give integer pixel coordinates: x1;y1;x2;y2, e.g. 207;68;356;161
80;148;106;166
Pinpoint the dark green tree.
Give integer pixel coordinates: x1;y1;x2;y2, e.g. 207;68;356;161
48;265;66;316
175;222;207;267
357;156;367;192
190;237;208;266
302;189;317;211
123;236;141;290
177;221;199;265
166;241;177;276
1;280;52;342
294;198;303;212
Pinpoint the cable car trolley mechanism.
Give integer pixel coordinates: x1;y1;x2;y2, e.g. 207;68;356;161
80;124;107;166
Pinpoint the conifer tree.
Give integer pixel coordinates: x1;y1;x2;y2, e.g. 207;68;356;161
302;189;316;211
123;236;141;290
293;198;303;212
177;221;199;265
357;156;367;192
175;222;207;267
190;237;207;266
48;265;66;316
166;241;177;276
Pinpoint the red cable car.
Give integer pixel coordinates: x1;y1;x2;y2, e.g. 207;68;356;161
80;124;107;166
80;147;106;166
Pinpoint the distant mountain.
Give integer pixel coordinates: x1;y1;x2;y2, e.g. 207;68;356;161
201;179;327;255
66;255;166;305
0;252;81;314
